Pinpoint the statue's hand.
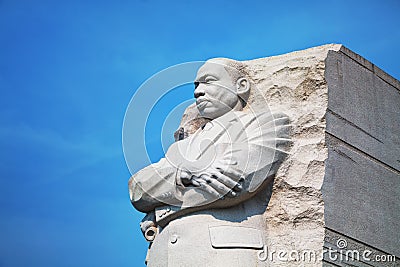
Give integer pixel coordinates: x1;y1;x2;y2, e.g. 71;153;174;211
193;159;244;199
179;169;196;187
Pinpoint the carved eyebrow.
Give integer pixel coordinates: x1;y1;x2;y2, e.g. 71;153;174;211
196;75;218;82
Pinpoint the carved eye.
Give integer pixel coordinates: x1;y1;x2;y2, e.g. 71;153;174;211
194;82;199;89
204;76;216;83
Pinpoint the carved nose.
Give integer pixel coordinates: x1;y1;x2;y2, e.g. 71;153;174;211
194;90;205;99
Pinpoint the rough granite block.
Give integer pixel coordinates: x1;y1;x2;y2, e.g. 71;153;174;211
136;44;400;266
243;44;399;265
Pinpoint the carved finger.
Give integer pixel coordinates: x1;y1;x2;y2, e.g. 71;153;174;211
214;165;243;182
234;183;243;191
210;171;240;191
207;178;233;196
191;178;201;187
198;180;222;198
180;170;193;186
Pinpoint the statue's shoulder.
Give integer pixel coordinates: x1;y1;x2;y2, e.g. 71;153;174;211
230;110;290;127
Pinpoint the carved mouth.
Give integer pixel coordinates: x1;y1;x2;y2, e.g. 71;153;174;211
196;99;209;109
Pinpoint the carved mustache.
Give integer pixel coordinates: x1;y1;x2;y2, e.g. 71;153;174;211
196;97;210;106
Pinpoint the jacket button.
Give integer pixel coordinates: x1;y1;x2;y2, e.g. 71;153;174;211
170;235;178;244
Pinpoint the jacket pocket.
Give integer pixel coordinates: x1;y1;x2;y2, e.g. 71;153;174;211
209;225;264;249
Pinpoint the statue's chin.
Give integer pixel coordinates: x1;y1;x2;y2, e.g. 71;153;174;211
197;107;228;120
197;107;214;119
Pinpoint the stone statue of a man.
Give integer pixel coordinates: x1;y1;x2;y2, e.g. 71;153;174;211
128;58;291;266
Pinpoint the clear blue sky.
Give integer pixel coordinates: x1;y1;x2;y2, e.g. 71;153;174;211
0;1;399;266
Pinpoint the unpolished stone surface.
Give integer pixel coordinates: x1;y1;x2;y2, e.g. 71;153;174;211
244;45;338;266
177;45;341;266
176;44;400;266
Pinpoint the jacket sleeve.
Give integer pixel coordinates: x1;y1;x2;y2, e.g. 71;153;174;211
128;155;182;213
179;111;291;209
226;111;291;193
129;111;291;213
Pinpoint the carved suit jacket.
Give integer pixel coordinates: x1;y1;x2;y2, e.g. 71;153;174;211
128;110;290;226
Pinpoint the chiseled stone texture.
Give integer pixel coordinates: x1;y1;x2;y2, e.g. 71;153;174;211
177;44;400;266
244;45;336;266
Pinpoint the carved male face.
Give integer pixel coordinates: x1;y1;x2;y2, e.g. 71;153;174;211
194;60;248;120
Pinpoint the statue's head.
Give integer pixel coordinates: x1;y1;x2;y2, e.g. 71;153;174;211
194;58;250;120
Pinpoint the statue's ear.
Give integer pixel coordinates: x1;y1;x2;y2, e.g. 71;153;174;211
236;77;250;97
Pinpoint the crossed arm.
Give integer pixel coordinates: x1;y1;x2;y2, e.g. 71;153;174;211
131;112;290;240
128;143;243;212
129;112;290;213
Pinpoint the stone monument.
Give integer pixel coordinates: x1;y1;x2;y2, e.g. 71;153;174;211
126;45;400;266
